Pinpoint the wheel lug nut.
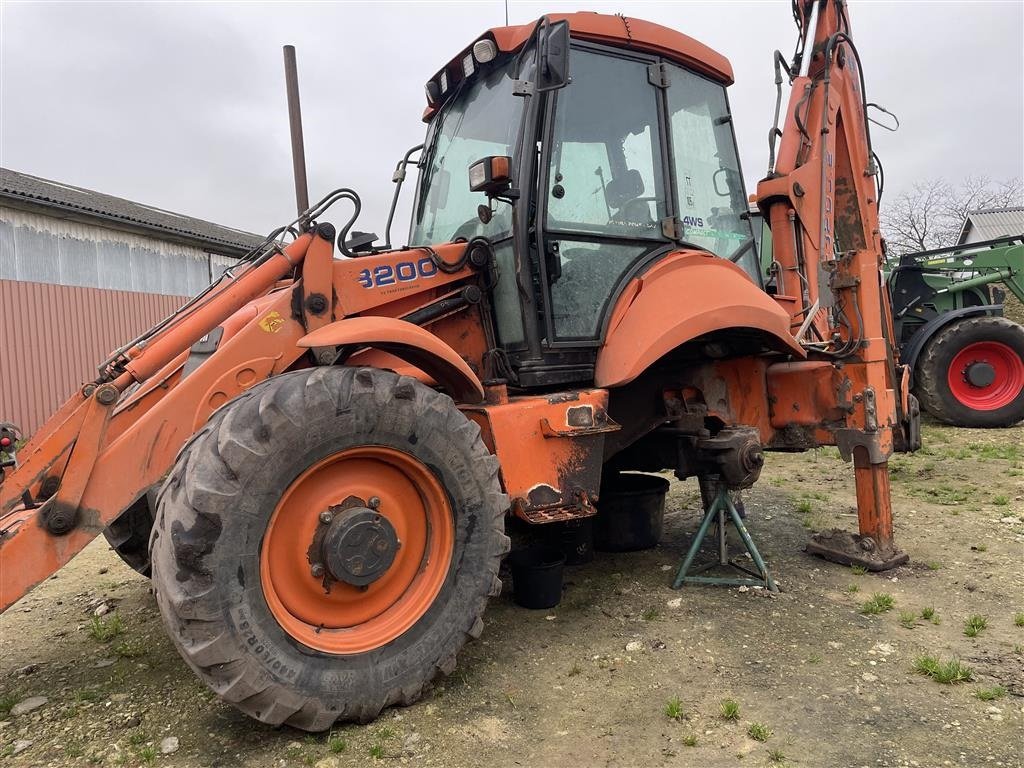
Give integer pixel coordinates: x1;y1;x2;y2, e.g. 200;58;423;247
368;496;381;510
319;511;333;525
311;563;325;578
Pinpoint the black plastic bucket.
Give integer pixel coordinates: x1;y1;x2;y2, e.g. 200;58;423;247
594;472;670;552
557;518;594;565
509;546;565;609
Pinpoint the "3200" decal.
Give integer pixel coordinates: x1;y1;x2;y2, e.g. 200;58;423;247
357;256;438;289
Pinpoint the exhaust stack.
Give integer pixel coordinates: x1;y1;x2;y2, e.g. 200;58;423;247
283;45;310;216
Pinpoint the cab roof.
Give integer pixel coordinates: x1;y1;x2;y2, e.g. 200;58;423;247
488;12;734;85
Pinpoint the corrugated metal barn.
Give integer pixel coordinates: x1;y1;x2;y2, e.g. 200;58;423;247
1;167;262;434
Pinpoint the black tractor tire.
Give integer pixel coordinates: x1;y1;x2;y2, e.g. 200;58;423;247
915;315;1024;428
149;366;509;731
102;489;156;577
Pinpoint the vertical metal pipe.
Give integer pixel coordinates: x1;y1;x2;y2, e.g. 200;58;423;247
283;45;310;216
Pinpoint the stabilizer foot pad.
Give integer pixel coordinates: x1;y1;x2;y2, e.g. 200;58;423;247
806;528;909;572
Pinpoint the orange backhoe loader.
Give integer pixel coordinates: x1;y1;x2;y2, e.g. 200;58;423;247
0;1;919;730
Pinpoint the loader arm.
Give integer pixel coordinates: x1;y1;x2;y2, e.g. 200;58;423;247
755;0;916;562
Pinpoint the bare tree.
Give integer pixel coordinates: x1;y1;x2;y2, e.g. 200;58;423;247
881;176;1023;257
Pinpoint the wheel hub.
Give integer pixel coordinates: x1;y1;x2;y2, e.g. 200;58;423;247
321;507;400;586
964;360;996;388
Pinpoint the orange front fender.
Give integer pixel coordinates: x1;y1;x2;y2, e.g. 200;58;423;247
298;317;485;404
595;252;805;388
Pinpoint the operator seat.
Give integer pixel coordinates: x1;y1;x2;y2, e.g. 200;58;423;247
606;169;654;232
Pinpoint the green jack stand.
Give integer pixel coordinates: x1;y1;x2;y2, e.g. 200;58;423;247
672;486;778;592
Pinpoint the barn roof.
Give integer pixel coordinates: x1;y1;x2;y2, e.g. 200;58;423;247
0;167;262;257
957;206;1024;245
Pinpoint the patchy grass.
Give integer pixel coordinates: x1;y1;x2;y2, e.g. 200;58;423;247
681;734;697;747
747;722;773;742
925;561;942;571
795;499;813;515
663;695;684;721
88;613;124;642
139;745;157;764
992;495;1009;506
768;748;788;764
368;743;386;759
642;607;661;621
974;685;1007;702
850;565;867;576
921;606;940;624
719;698;740;721
1014;612;1024;628
860;593;895;615
328;734;347;753
913;655;974;684
846;584;860;594
899;611;918;629
567;662;582;677
964;615;988;638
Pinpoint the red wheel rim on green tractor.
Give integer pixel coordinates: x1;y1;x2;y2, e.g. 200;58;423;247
260;446;455;654
946;340;1024;411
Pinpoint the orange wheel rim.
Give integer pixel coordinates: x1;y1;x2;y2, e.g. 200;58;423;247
260;446;454;654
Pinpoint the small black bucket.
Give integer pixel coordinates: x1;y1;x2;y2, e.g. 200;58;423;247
557;518;594;565
509;546;565;609
594;472;670;552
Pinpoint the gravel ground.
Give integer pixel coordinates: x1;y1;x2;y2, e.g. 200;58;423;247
1;420;1022;768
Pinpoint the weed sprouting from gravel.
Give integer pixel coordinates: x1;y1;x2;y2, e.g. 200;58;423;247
846;584;859;594
974;685;1007;701
0;693;17;718
127;731;147;746
642;607;661;621
899;611;918;629
719;698;740;721
850;565;867;576
114;638;148;658
682;734;697;747
921;606;940;625
328;735;347;753
747;722;772;742
567;662;582;676
796;499;813;515
993;495;1009;506
913;654;973;684
964;615;988;637
139;745;157;764
88;613;124;642
663;695;684;721
768;747;788;764
926;561;941;571
368;743;385;759
860;593;895;615
1014;612;1024;627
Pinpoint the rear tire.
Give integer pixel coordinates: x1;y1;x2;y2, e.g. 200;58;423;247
149;367;509;730
102;490;156;577
915;316;1024;427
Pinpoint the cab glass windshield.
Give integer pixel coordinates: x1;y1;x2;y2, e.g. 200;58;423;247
411;58;521;245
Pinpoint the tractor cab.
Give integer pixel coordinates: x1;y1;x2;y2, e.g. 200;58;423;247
411;14;759;387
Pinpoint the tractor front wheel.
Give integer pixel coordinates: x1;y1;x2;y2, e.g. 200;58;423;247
149;367;508;730
915;316;1024;428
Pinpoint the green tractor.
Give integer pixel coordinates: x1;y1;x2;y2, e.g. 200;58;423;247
886;236;1024;427
753;215;1024;427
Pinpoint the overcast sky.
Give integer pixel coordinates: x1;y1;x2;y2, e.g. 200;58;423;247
2;0;1022;241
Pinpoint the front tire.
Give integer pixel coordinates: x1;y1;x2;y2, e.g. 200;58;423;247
915;316;1024;427
149;367;509;730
